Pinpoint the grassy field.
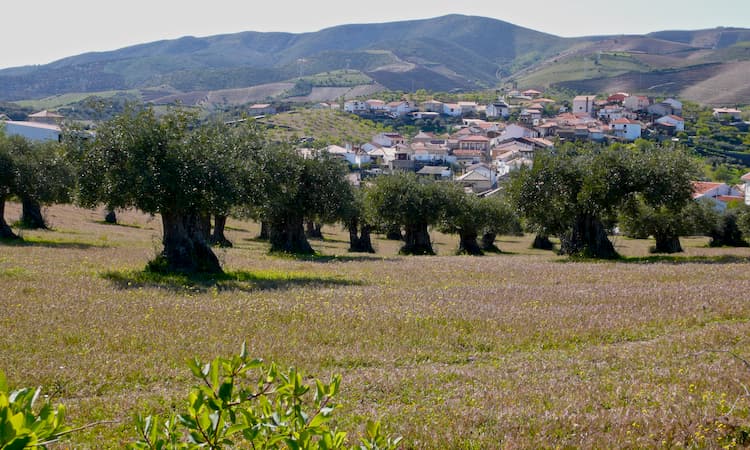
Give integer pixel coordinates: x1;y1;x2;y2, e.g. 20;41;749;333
263;109;391;146
14;90;142;111
518;53;651;88
1;203;750;448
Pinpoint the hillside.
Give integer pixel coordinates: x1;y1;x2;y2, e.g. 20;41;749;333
254;109;391;146
0;15;571;102
515;31;750;105
1;17;749;105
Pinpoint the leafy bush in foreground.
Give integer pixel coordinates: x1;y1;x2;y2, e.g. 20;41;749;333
0;370;71;449
128;344;401;449
0;347;400;450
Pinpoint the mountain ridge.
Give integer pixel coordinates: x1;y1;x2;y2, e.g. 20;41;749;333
1;15;748;105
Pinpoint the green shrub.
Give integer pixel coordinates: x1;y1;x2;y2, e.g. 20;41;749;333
0;370;72;449
128;343;401;449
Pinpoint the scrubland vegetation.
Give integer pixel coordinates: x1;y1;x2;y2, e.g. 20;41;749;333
2;202;750;448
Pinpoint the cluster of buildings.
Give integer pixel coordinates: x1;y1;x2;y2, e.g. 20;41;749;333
312;119;555;194
324;90;750;199
343;90;694;144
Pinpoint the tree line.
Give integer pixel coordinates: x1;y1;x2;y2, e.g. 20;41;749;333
2;106;749;273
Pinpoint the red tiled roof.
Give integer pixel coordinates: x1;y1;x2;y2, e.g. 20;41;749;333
692;181;725;196
459;135;490;142
453;149;484;156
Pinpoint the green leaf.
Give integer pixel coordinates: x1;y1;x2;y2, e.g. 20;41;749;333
0;370;7;393
3;436;33;450
186;358;203;379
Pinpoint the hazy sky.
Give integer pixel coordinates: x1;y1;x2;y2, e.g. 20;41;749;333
3;0;749;69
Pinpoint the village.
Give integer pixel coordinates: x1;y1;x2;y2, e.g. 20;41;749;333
296;91;748;207
2;89;749;212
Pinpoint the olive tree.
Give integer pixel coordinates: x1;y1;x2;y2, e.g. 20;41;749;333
0;132;73;237
79;107;253;273
13;138;74;230
478;194;523;253
252;147;352;254
341;187;375;253
438;184;522;255
513;142;698;258
619;144;700;253
365;173;445;255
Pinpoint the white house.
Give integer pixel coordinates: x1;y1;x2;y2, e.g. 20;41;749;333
572;95;597;117
420;100;444;113
344;100;367;114
712;108;743;121
416;166;453;179
486;100;510;119
655;115;685;132
443;103;462;117
502;124;538;140
248;104;276;115
456;168;495;193
2;121;61;142
387;101;413;117
611;118;642;141
365;99;388;112
372;132;406;147
597;105;625;121
458;101;478;115
693;181;744;211
324;145;371;166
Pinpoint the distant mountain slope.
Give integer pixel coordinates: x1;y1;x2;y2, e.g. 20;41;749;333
515;30;750;105
0;15;571;101
1;16;748;105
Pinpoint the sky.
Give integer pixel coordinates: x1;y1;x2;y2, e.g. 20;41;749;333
3;0;749;69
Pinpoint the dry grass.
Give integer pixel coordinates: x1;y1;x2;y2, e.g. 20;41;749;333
2;202;750;448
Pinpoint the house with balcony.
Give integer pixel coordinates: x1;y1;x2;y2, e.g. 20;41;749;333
611;118;642;141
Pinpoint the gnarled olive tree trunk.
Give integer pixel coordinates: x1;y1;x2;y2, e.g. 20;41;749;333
652;233;683;254
104;208;117;224
21;198;47;229
159;210;222;273
210;214;233;247
348;217;375;253
269;214;314;254
559;214;618;259
0;197;19;240
480;232;502;253
401;223;434;255
457;230;483;255
305;221;323;239
532;234;554;250
258;221;269;240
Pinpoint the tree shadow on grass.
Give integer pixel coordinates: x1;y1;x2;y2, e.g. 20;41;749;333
102;268;365;292
557;254;750;265
620;254;750;265
0;236;104;249
268;252;398;263
94;220;145;229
